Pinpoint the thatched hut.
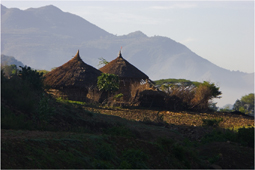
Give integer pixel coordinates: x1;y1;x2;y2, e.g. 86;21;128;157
44;50;102;101
99;51;152;101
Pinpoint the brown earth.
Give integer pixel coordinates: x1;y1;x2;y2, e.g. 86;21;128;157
1;104;254;169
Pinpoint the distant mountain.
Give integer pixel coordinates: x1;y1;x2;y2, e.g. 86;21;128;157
1;5;253;107
1;54;24;67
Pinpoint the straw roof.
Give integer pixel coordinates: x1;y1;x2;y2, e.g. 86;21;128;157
44;50;102;89
99;51;149;80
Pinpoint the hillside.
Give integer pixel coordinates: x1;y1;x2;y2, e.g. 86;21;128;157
1;70;254;169
1;4;253;107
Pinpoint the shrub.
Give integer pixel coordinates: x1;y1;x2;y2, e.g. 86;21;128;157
104;126;134;138
237;127;254;147
202;118;223;127
95;142;117;162
114;93;123;100
121;149;149;169
97;73;119;93
18;66;44;90
1;105;34;130
164;81;221;111
92;160;114;169
1;76;39;113
35;93;56;124
141;112;167;127
201;129;237;144
1;64;18;78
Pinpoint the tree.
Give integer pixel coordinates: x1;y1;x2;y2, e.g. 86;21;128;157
97;73;119;94
191;81;221;110
200;81;222;98
98;58;109;67
233;99;242;111
1;64;18;78
241;93;254;110
160;83;171;94
209;102;219;111
233;93;254;114
18;66;44;90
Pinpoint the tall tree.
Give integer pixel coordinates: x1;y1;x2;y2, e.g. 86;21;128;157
233;93;254;114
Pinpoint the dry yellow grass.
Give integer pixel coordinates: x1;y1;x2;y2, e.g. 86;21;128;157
83;105;254;130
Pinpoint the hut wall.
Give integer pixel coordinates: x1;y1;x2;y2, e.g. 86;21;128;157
87;88;108;103
117;78;151;102
47;87;89;102
137;90;166;108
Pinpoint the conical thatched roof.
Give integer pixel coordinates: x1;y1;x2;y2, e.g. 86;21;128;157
99;51;149;80
44;50;102;88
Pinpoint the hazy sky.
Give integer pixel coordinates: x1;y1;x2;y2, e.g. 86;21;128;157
2;0;254;73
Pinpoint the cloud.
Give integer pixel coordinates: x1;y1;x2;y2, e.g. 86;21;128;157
180;38;197;44
149;3;197;10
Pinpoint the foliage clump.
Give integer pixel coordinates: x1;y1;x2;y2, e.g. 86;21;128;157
233;93;254;115
202;118;223;127
1;65;54;129
120;149;149;169
18;66;45;90
161;80;221;111
97;73;119;93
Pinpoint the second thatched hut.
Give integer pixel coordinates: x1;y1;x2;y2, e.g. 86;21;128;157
99;51;153;102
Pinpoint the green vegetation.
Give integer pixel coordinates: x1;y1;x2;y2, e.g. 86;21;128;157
114;93;124;100
1;64;18;78
120;149;149;169
154;78;200;86
233;93;254;115
98;57;109;67
18;66;45;90
1;66;254;169
97;73;119;93
159;79;222;111
201;127;254;147
37;69;50;76
202;118;223;127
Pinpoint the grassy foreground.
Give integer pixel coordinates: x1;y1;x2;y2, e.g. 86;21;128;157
2;65;254;169
2;96;254;169
0;71;254;169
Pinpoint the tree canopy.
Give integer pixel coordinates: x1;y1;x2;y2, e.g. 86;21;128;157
98;58;109;67
97;73;119;93
233;93;254;114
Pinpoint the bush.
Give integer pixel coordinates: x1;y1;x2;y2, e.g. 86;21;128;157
202;118;223;127
201;127;254;147
1;76;39;113
1;65;55;129
18;66;44;90
95;142;117;162
121;149;149;169
1;105;34;130
201;129;237;144
164;81;221;111
97;73;119;93
141;112;167;127
237;127;254;147
1;64;18;78
114;93;123;100
35;93;56;124
104;126;134;138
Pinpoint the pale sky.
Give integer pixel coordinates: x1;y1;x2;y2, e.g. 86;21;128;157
1;0;254;73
